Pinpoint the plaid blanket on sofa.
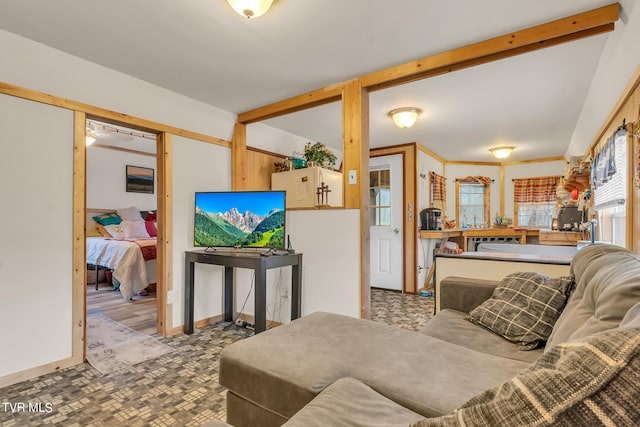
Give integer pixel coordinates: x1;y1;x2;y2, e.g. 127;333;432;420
412;326;640;426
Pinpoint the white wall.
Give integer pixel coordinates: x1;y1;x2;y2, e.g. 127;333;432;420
0;94;74;377
86;146;157;211
503;160;566;220
247;122;343;167
417;148;445;287
0;29;236;141
171;136;231;326
566;0;640;157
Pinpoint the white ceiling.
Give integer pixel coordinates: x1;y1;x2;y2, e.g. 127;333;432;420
0;0;616;161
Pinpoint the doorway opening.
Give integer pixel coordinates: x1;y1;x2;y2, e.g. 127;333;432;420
85;118;161;336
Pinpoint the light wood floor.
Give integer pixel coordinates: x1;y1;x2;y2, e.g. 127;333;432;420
87;282;157;335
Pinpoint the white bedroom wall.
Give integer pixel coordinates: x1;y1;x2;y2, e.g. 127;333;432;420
86;146;157;211
0;93;74;378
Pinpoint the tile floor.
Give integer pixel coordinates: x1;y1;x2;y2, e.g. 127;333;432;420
0;289;434;426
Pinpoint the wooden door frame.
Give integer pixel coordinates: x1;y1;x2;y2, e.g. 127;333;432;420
370;143;418;294
82;113;170;338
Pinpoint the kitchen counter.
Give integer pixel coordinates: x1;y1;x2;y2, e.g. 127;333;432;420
419;228;539;251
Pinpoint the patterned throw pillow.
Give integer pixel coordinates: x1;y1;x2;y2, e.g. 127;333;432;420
92;212;122;226
467;272;574;350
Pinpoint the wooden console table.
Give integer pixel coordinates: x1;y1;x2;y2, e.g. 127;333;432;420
184;250;302;334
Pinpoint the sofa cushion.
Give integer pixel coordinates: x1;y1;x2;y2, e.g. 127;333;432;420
412;321;640;427
219;312;531;420
420;309;543;363
282;377;425;427
546;245;640;350
467;272;573;350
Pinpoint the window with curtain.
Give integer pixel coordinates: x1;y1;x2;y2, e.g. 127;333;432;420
513;175;561;228
456;176;490;228
592;128;628;247
430;172;446;211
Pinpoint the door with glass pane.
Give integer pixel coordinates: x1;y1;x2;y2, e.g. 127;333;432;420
369;154;403;290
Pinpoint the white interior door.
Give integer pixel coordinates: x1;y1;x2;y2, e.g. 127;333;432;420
369;154;403;290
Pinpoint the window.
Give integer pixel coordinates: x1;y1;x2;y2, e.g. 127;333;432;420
370;168;390;226
516;201;556;228
513;176;561;228
456;180;490;228
592;129;628;247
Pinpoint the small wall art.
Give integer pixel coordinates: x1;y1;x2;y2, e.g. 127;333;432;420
126;165;154;194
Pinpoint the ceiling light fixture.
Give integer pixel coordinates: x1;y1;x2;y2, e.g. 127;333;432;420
226;0;275;19
389;107;422;129
489;146;515;159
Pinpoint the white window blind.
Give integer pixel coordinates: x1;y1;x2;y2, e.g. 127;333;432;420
593;131;627;211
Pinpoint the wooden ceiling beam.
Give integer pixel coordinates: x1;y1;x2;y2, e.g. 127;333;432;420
236;3;618;123
364;23;615;92
237;83;344;124
360;4;619;91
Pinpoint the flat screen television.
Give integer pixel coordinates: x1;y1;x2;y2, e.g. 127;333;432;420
194;191;286;249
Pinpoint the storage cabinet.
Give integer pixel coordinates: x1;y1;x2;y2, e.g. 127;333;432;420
271;166;342;208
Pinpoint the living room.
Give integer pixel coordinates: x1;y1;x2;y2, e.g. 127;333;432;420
1;1;640;425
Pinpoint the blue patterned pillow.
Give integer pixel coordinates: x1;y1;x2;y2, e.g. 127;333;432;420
92;212;122;226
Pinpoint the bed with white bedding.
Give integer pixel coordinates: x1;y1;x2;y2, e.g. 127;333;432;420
86;237;157;300
86;206;158;301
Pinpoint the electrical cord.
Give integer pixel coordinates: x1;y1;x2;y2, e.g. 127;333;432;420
223;272;255;331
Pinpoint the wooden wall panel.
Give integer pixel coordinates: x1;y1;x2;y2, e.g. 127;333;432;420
246;147;287;191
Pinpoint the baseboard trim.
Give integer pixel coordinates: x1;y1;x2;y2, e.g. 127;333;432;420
0;355;83;388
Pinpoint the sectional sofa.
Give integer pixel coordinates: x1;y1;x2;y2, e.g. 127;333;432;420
213;244;640;426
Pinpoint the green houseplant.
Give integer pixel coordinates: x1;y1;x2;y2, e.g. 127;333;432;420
303;142;337;169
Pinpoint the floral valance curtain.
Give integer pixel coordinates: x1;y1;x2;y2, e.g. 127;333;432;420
430;172;446;211
513;176;561;203
457;176;492;184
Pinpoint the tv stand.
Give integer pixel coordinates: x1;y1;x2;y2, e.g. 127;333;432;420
184;249;302;334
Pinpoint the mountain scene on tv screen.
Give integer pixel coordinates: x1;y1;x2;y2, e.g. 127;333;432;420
195;207;284;248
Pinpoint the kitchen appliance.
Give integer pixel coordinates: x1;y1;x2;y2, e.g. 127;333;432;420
557;206;583;231
420;208;442;230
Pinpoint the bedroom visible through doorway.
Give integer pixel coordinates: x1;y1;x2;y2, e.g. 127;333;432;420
85;119;159;335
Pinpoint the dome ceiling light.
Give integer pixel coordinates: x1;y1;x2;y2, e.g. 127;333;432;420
388;107;422;129
489;146;515;159
226;0;276;19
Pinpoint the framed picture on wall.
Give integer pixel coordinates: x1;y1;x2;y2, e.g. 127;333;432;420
126;165;154;194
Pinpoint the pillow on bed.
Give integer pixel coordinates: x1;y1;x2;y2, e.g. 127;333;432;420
104;224;126;240
117;206;144;222
143;211;157;221
122;220;151;239
95;224;112;238
93;212;122;226
145;220;157;237
86;223;102;237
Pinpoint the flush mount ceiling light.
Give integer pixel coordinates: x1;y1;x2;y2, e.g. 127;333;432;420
226;0;275;18
489;146;515;159
389;107;422;129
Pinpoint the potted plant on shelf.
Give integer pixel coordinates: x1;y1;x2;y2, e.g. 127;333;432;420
303;142;337;169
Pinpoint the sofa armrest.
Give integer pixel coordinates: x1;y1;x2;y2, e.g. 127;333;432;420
439;276;498;313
